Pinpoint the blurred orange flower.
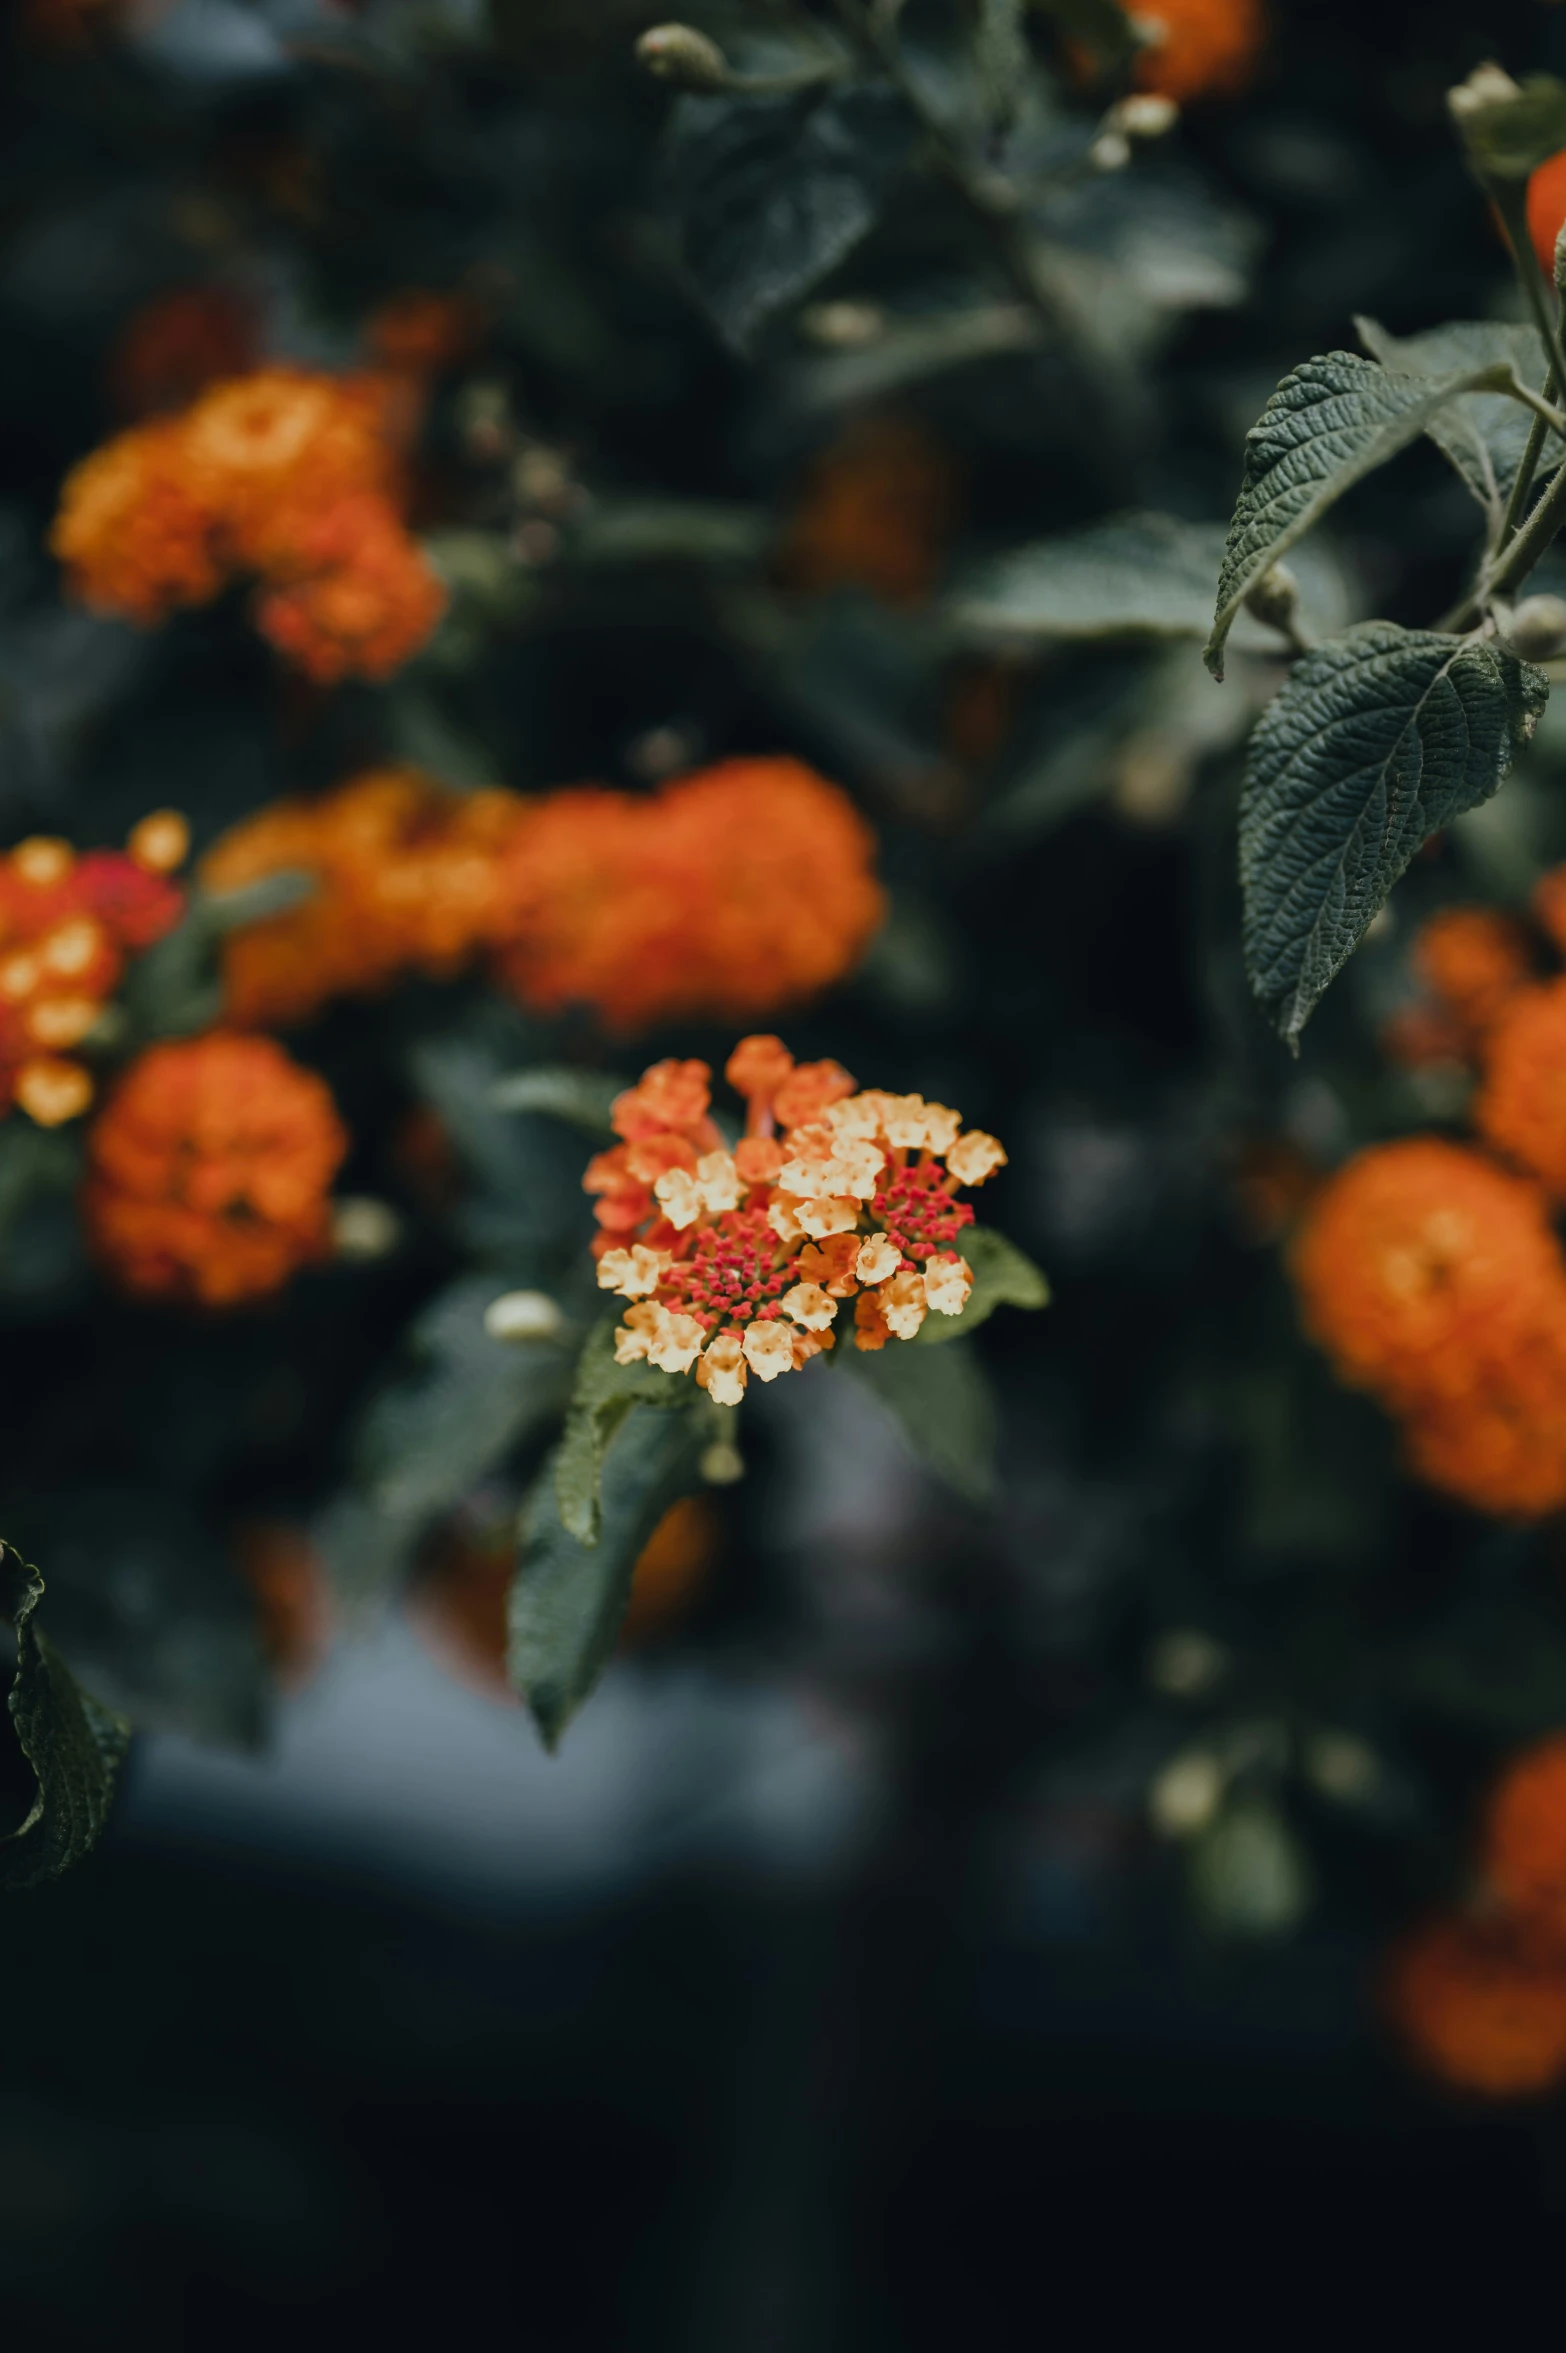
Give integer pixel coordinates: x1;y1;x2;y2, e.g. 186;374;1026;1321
203;767;525;1027
233;1520;332;1684
1413;907;1532;1043
0;819;186;1127
1385;1914;1566;2097
1131;0;1266;102
51;366;445;682
1529;149;1566;279
1482;1733;1566;1947
492;757;884;1034
1474;979;1566;1195
366;289;481;378
778;413;960;608
84;1031;348;1305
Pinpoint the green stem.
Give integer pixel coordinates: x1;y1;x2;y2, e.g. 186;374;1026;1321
1444;448;1566;630
1496;373;1557;556
1490;176;1566;395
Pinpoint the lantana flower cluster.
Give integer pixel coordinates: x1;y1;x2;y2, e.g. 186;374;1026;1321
1291;872;1566;1520
51;366;445;682
202;756;885;1035
1386;1735;1566;2097
588;1038;1006;1405
0;815;186;1127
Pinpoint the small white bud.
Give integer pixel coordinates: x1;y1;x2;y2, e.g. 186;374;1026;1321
1088;130;1132;174
1146;1628;1228;1699
634;24;732;91
483;1289;564;1343
1447;61;1522;121
331;1197;402;1262
1149;1751;1224;1839
1506;593;1566;662
1105;93;1179;143
699;1440;745;1485
1302;1730;1380;1804
1244;560;1302;636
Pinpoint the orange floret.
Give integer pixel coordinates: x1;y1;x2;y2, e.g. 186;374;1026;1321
492;757;885;1035
1475;979;1566;1195
203;768;524;1027
1482;1734;1566;1946
110;286;260;419
777;413;960;608
83;1031;347;1305
1413;907;1532;1041
1131;0;1266;102
366;289;481;378
1292;1138;1565;1408
591;1036;1002;1399
1529;150;1566;279
1400;1342;1566;1519
1385;1914;1566;2097
51;366;442;683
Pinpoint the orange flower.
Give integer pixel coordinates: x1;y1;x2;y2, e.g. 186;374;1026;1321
1533;860;1566;959
492;757;885;1034
1529;149;1566;279
0;820;186;1126
366;290;481;378
1482;1734;1566;1946
1474;979;1566;1195
592;1037;1002;1401
1292;1138;1564;1408
1413;907;1532;1042
203;768;525;1027
1131;0;1266;102
83;1032;347;1305
777;413;960;608
110;286;260;419
1401;1345;1566;1519
233;1520;331;1684
1384;1914;1566;2097
51;366;444;683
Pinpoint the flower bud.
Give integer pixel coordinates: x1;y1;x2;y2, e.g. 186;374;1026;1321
331;1196;402;1261
634;24;732;92
483;1288;564;1343
1506;593;1566;662
1448;61;1523;122
700;1439;745;1486
1243;560;1302;638
1105;92;1179;143
1087;131;1132;174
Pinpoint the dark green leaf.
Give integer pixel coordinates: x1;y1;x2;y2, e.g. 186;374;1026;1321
976;0;1029;138
838;1336;997;1502
1;1549;129;1893
1028;0;1138;69
488;1065;627;1136
953;513;1229;642
353;1274;573;1525
1355;315;1558;516
565;499;769;567
510;1402;704;1749
556;1317;690;1545
917;1225;1049;1344
1239;622;1549;1045
1206;353;1525;678
122;873;315;1042
667;84;914;353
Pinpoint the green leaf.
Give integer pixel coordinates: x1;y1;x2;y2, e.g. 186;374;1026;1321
510;1403;704;1749
488;1065;627;1136
838;1336;997;1503
565;499;769;568
952;513;1230;643
556;1317;690;1545
976;0;1029;138
667;84;915;353
1355;316;1558;517
1206;353;1527;679
1239;622;1549;1045
353;1274;572;1525
1;1549;129;1893
917;1225;1050;1345
1027;0;1138;69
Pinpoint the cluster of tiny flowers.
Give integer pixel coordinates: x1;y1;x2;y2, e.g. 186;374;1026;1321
202;767;524;1028
83;1030;348;1306
50;366;445;682
1386;1736;1566;2097
0;814;187;1128
588;1036;1005;1406
491;758;885;1034
1291;871;1566;1520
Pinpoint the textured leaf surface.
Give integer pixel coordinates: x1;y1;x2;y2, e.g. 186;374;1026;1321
1240;622;1548;1044
839;1337;997;1502
510;1404;704;1750
917;1225;1050;1345
556;1318;691;1545
1355;316;1557;516
1206;353;1521;678
2;1550;128;1893
668;84;913;353
952;514;1229;642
